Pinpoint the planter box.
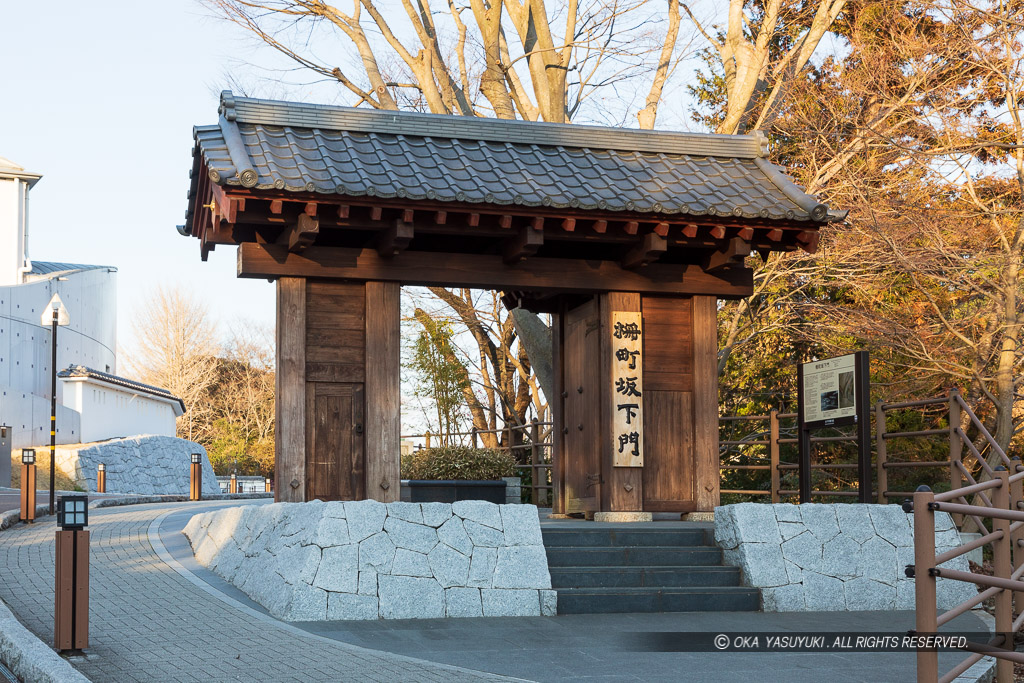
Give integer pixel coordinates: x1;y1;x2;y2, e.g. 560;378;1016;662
406;479;507;504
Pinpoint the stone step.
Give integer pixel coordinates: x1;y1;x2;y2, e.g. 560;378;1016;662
544;546;723;568
555;586;761;614
549;565;741;589
540;528;710;547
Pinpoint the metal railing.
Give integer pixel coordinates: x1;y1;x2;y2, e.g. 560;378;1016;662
907;392;1023;682
402;420;553;506
719;391;959;503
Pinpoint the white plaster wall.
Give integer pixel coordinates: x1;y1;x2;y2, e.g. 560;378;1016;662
0;177;29;287
0;268;117;447
62;379;177;443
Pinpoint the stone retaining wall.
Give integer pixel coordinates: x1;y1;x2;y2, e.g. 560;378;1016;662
42;435;216;495
715;503;976;611
183;500;556;621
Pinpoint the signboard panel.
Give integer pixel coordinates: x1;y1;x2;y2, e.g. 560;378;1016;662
611;311;643;467
800;353;858;428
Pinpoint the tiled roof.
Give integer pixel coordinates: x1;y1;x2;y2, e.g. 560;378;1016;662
191;91;843;226
57;365;186;414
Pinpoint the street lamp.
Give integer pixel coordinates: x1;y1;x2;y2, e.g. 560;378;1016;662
189;453;202;501
41;293;69;515
54;494;89;652
96;463;106;494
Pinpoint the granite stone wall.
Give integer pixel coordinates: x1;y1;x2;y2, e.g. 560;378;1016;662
183;500;556;621
715;503;976;611
46;435;216;496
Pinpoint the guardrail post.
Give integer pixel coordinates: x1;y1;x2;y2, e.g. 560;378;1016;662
1010;457;1023;619
913;485;938;683
876;401;887;504
948;390;964;529
530;419;541;506
994;467;1013;682
769;410;780;503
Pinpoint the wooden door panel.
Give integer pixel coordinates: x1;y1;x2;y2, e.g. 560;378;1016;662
563;299;601;512
307;383;365;501
642;390;696;511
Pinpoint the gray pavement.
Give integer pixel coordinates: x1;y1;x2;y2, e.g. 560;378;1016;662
0;498;995;683
0;500;508;683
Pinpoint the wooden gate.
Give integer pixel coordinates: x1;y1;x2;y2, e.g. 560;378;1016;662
562;299;602;512
307;383;365;501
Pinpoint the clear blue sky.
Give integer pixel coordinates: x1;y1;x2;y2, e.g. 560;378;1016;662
1;1;277;351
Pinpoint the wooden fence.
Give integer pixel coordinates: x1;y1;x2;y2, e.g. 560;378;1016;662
719;391;962;503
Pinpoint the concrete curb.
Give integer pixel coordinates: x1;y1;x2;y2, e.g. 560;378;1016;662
0;597;89;683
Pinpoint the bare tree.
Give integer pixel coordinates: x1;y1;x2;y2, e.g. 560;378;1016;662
123;287;219;442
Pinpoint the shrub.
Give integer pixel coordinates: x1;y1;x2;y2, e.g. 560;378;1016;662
401;446;516;481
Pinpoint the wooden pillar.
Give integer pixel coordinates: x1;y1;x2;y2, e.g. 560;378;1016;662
551;310;566;514
276;277;306;502
365;281;400;502
692;295;720;512
600;292;643;512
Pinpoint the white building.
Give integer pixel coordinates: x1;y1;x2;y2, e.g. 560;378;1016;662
0;156;182;449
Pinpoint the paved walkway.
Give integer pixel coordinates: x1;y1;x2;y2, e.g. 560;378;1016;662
0;500;506;682
0;499;995;682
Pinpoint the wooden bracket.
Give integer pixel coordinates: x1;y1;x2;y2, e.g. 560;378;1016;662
702;237;751;272
377;219;414;257
279;213;319;253
622;233;667;270
796;230;820;253
503;226;544;264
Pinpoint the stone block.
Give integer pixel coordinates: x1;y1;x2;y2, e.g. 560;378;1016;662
445;588;483;617
384;517;439;554
392;549;433;578
323;501;347;518
835;505;874;544
895;578;916;609
781;530;822;573
421;503;453;528
357;571;377;596
844;578;896;611
820;535;861;580
465;520;505;547
315;516;350;547
856;537;897;586
284;583;328;621
437;517;473;555
378;576;445;619
540;589;558;616
714;506;739;549
358;532;396;574
778;521;805;541
327;593;379;621
481;589;541;617
387;502;423;524
868;505;911;544
729;503;782;545
735;542;788;587
313;546;358;592
593;512;653;522
493;546;551;589
799;505;840;544
802;571;846;611
761;584;805;612
453;500;503;530
429;543;471;588
278;544;323;586
500;504;543;546
345;500;387;542
468;547;497;588
774;503;802;523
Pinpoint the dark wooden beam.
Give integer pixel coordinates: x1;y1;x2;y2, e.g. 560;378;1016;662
622;233;667;270
377;219;414;257
278;214;319;253
503;226;544;264
702;237;751;272
237;243;754;298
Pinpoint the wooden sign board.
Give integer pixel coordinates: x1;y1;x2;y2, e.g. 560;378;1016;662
611;311;644;467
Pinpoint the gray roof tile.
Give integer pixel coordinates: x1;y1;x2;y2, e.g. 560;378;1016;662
191;91;844;224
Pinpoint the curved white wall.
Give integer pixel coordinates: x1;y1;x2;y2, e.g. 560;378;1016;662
0;268;117;447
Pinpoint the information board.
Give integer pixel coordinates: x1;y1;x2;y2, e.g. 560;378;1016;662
800;353;858;428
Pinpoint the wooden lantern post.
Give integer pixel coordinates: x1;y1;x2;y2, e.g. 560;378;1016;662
54;495;89;653
20;449;36;523
96;463;106;494
189;453;202;501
